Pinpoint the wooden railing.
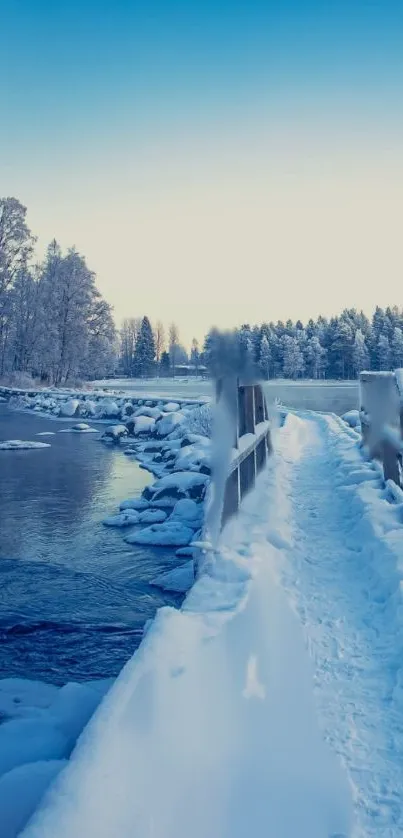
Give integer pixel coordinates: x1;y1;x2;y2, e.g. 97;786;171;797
359;370;403;487
216;378;272;527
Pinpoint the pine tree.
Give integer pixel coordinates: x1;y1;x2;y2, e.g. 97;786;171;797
133;316;155;377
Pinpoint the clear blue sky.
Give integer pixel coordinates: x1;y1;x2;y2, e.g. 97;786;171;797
2;1;403;346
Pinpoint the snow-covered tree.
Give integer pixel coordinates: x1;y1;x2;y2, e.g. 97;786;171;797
0;198;35;374
391;326;403;369
154;321;165;367
282;336;304;378
351;329;370;376
133;316;155;377
304;336;327;379
169;322;180;376
259;334;272;379
377;333;391;370
120;318;141;376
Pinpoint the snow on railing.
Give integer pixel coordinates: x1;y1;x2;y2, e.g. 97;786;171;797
206;377;272;533
359;369;403;487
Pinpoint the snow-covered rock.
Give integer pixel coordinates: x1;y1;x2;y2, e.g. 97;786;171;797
0;759;67;838
151;560;195;593
134;406;161;419
0;440;51;450
102;510;140;527
155;412;185;437
125;520;194;546
101;424;128;443
133;416;156;435
170;498;204;528
342;409;360;428
119;497;150;511
59;399;80;418
48;682;105;747
162;402;180;412
147;471;209;503
137;509;167;524
71;423;96;432
83;400;97;416
97;399;119;418
0;718;68;778
0;679;59;722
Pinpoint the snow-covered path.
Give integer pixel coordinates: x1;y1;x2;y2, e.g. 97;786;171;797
279;412;403;837
22;411;403;837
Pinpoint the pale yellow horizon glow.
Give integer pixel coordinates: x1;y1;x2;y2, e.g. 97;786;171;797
6;120;403;350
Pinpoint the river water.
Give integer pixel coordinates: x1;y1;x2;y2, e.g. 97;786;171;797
0;404;181;685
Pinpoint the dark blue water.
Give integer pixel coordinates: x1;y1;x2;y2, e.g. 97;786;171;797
0;404;181;684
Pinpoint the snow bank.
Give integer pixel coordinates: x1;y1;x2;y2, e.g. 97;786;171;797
0;440;51;450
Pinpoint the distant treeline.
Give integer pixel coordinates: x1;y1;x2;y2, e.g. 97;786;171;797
203;308;403;380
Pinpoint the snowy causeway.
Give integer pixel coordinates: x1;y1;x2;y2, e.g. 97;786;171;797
16;406;403;837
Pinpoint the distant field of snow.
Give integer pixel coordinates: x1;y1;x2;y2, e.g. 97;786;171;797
91;377;358;415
